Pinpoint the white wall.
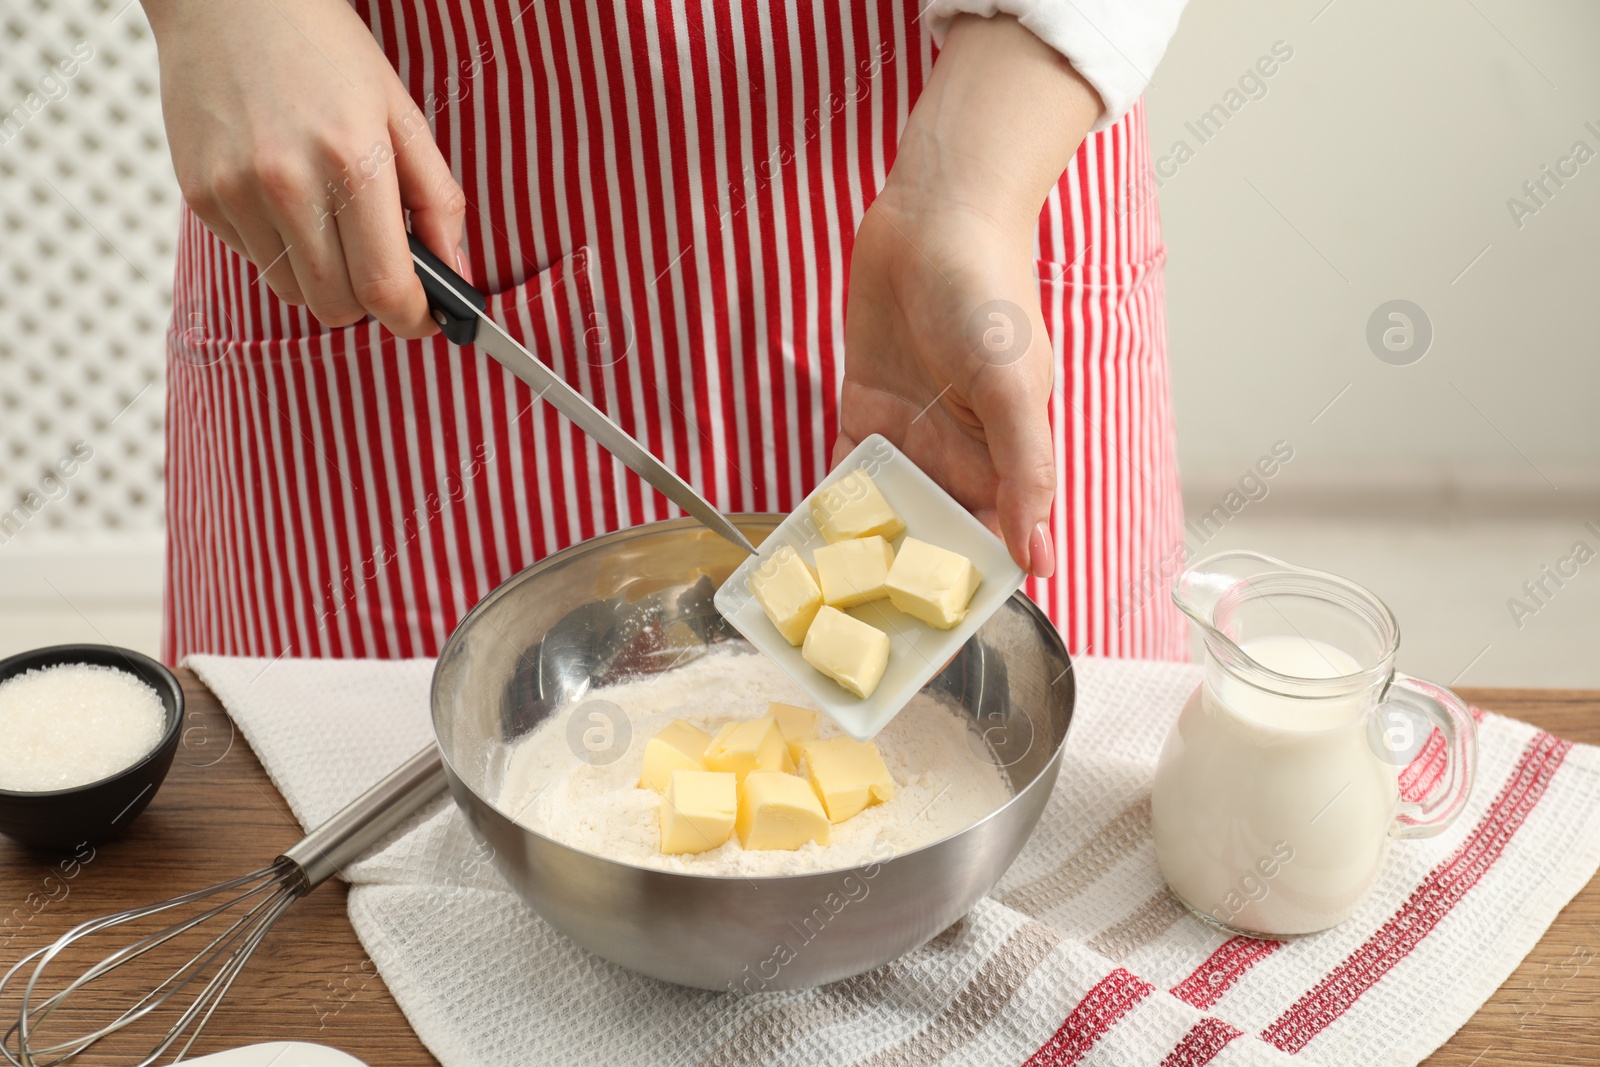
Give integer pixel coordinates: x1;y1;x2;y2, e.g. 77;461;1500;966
0;1;171;655
1146;0;1600;506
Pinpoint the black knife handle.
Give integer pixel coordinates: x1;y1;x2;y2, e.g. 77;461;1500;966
409;233;486;345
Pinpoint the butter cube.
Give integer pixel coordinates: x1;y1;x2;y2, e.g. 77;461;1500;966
704;717;788;783
660;770;737;854
885;537;981;630
798;737;896;822
749;545;823;646
768;702;821;764
814;536;895;608
801;607;890;699
637;719;713;793
810;470;906;544
736;770;831;850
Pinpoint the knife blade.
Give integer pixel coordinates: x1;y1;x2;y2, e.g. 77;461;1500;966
408;236;756;556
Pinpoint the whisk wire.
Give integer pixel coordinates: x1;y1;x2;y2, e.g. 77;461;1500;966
165;890;299;1066
34;864;289;995
77;873;300;1031
1;746;447;1067
2;863;302;1067
28;879;297;1063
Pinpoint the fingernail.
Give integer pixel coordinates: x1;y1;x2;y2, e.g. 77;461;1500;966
455;247;472;285
1029;522;1054;579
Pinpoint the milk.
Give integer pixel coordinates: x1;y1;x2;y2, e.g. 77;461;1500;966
1151;635;1399;936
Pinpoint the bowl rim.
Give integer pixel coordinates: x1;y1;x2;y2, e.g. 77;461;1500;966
431;514;1075;882
0;643;184;799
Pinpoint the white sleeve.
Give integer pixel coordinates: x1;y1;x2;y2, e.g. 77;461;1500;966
924;0;1190;132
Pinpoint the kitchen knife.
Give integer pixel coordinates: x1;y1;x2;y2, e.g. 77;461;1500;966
408;235;756;556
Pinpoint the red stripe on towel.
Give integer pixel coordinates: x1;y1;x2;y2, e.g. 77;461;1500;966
1171;936;1285;1010
1024;967;1154;1067
1158;1017;1242;1067
1399;707;1487;803
1263;732;1572;1053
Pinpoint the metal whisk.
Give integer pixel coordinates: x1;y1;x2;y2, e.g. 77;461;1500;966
1;747;446;1066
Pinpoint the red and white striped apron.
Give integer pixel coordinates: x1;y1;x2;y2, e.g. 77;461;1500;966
162;0;1185;665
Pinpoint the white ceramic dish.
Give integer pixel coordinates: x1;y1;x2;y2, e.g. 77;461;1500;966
182;1043;368;1066
713;434;1027;740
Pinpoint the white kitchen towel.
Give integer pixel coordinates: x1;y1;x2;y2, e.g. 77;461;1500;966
186;654;1600;1067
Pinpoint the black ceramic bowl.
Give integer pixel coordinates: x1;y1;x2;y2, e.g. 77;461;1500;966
0;644;183;851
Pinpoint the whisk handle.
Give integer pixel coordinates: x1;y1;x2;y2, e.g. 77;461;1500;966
280;746;449;890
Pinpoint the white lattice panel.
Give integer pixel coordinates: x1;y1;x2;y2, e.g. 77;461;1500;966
0;0;175;543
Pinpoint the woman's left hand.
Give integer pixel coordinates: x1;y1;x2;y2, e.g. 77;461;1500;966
837;13;1104;579
838;188;1057;579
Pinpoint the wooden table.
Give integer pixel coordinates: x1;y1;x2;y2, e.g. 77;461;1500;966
0;674;1595;1065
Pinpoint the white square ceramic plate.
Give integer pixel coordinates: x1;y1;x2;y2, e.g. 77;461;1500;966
184;1045;368;1066
713;434;1026;740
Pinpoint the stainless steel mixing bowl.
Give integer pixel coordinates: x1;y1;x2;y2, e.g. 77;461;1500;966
430;516;1074;991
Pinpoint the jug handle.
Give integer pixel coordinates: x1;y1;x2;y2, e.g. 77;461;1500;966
1386;673;1478;839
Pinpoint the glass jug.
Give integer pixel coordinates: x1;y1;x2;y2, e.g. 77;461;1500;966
1151;551;1477;938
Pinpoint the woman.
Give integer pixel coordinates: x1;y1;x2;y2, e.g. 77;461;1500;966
145;0;1188;664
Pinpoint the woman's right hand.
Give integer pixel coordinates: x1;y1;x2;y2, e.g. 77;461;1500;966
143;0;465;337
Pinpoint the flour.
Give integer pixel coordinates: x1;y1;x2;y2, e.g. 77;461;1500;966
495;648;1012;876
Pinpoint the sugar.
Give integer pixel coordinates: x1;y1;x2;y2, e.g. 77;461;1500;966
0;664;166;792
496;648;1012;876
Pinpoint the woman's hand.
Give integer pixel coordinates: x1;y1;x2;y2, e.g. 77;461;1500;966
841;186;1058;579
839;15;1102;578
143;0;464;337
